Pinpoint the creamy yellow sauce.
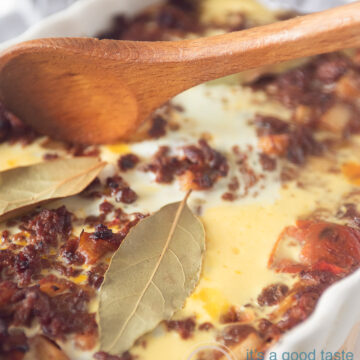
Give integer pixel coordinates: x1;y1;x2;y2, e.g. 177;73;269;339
1;1;360;360
132;137;360;360
2;65;360;360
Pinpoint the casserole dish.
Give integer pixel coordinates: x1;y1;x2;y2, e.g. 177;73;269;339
1;1;360;359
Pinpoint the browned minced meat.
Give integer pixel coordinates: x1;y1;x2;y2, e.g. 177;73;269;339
0;208;95;355
299;269;339;286
66;143;101;157
148;115;168;139
106;176;138;204
118;153;140;172
222;192;237;201
250;54;350;109
259;153;277;171
252;53;360;134
143;146;183;183
248;53;360;168
97;0;250;43
276;284;325;331
87;263;108;289
228;176;240;192
0;207;73;287
20;206;72;251
97;0;202;41
0;103;38;145
0;276;96;356
257;319;282;343
257;283;289;306
255;114;323;165
217;324;256;347
0;325;28;355
198;322;214;331
60;236;86;266
143;139;229;190
165;317;196;339
336;203;360;222
0;204;144;359
85;213;107;227
100;200;115;215
81;178;103;199
219;306;256;324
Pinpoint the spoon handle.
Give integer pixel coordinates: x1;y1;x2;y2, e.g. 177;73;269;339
170;1;360;85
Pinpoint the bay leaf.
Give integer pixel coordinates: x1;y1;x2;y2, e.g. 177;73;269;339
0;157;106;221
98;191;205;355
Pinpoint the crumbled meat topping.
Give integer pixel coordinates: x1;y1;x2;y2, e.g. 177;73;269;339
259;153;277;171
165;317;196;339
0;201;144;358
118;154;140;172
217;324;256;347
148;115;168;139
97;2;202;41
198;322;214;331
250;53;360;168
143;139;229;190
257;283;289;306
255;114;322;165
106;176;138;204
0;103;38;145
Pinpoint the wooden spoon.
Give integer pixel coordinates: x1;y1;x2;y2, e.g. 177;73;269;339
0;2;360;144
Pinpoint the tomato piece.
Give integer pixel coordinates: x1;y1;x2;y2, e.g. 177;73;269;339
269;220;360;274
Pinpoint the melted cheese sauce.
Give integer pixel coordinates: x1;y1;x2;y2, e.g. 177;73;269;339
1;2;360;360
132;137;360;360
2;81;360;360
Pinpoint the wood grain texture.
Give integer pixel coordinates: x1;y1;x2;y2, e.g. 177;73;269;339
0;2;359;144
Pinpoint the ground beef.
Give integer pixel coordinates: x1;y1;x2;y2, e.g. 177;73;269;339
165;317;196;339
257;319;282;343
21;206;72;250
0;105;11;143
254;115;290;136
60;237;85;266
0;279;96;343
87;263;108;289
97;2;202;41
99;201;114;215
91;224;115;241
217;324;256;347
106;176;138;204
259;153;277;171
118;154;140;172
251;54;350;110
257;283;289;306
255;114;322;165
0;103;38;145
148;115;167;139
0;203;146;357
143;139;229;190
336;203;360;221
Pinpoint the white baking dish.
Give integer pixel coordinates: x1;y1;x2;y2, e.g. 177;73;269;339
1;0;360;358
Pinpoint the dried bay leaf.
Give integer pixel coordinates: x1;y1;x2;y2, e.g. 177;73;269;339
0;157;106;221
99;192;205;355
